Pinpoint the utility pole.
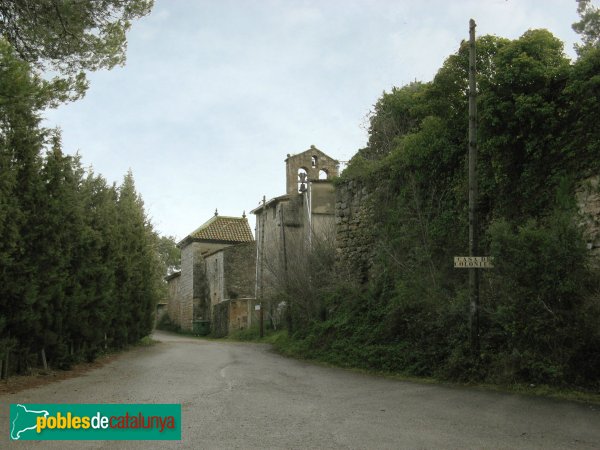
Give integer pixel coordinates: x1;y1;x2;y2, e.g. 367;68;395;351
259;196;266;338
279;206;292;332
468;19;480;356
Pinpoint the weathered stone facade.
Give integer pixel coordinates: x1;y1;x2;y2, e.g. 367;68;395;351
253;194;304;301
205;250;225;307
285;145;339;195
178;241;203;330
253;146;339;304
223;243;257;300
205;242;256;306
165;271;181;326
577;175;600;263
334;175;600;283
335;179;375;283
212;298;258;338
205;242;257;334
165;214;255;333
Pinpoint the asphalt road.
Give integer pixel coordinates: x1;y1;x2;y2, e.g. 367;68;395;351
1;330;599;449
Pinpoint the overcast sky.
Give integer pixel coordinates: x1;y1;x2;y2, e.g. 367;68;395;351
43;0;582;241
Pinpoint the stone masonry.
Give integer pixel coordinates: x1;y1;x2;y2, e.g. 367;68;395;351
335;179;375;283
253;146;339;304
223;242;256;300
165;271;181;327
577;175;600;264
167;214;255;333
285;145;339;195
178;241;204;330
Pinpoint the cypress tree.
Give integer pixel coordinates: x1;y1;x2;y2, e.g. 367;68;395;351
0;39;46;370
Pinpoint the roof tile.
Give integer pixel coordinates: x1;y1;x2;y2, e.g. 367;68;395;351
189;216;254;243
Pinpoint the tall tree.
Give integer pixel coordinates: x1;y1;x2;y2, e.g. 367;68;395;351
1;36;164;372
157;235;181;275
0;0;153;99
75;171;119;357
573;0;600;54
478;29;571;219
0;38;46;365
562;46;600;174
113;171;160;346
331;27;600;388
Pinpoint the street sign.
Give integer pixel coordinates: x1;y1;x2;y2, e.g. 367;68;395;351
454;256;494;268
255;304;261;311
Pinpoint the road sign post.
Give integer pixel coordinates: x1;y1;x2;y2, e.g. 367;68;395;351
454;257;494;269
468;19;480;356
256;304;264;338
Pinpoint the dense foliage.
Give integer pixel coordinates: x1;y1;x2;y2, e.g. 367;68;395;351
0;39;163;374
285;29;600;389
573;0;600;54
157;235;181;275
0;0;153;100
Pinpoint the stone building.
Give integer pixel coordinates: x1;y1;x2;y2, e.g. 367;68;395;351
205;241;258;336
165;212;256;333
251;146;339;306
164;270;181;326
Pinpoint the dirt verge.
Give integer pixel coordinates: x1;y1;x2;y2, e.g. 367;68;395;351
0;351;125;395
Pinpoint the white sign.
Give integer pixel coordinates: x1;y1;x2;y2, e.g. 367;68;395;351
254;305;261;311
454;256;494;268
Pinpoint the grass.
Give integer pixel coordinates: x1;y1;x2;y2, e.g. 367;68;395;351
136;335;158;347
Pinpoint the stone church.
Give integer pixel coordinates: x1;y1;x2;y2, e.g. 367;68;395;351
166;212;256;334
251;146;339;305
165;145;339;335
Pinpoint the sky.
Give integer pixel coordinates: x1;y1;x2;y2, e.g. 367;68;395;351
42;0;582;241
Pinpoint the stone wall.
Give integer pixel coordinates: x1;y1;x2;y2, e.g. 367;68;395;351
205;242;256;304
205;251;225;307
223;242;256;300
335;179;375;283
576;175;600;264
212;301;229;338
285;146;339;195
309;181;336;215
212;298;255;337
205;242;256;336
179;242;203;331
334;175;600;284
255;196;304;301
193;261;210;321
165;272;181;327
229;299;251;331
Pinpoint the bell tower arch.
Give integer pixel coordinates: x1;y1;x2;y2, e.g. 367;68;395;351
285;145;339;195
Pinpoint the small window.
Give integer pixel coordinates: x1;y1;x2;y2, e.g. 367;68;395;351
311;155;317;168
318;169;328;180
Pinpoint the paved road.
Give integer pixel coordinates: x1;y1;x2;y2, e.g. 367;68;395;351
1;330;599;449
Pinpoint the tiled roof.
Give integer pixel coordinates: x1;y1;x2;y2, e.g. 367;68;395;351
188;215;254;243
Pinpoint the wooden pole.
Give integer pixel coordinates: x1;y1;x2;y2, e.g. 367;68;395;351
41;348;48;371
259;196;266;337
468;18;480;356
279;206;292;332
259;305;264;338
2;351;9;380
